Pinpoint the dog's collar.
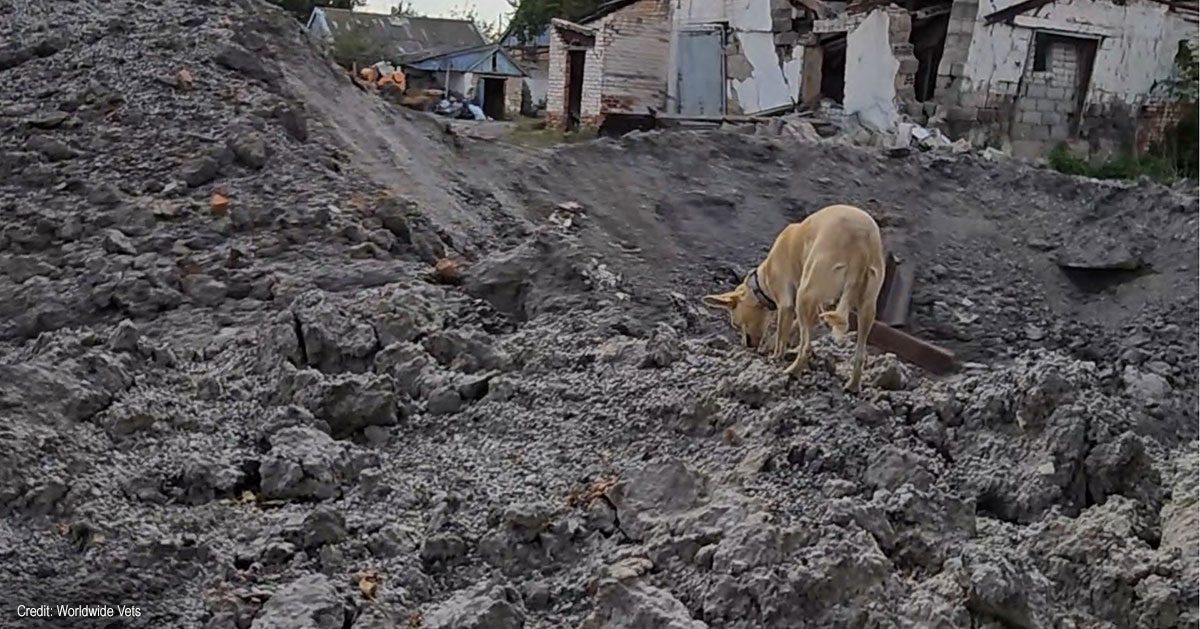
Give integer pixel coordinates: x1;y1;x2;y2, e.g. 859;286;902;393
746;268;777;311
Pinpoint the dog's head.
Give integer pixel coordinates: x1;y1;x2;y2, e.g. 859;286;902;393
702;284;770;349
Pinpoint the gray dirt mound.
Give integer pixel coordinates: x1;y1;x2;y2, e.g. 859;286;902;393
0;0;1196;628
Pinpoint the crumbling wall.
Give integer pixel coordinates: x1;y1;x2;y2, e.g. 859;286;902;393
937;0;1196;154
595;0;672;115
817;6;917;131
668;0;805;115
504;77;523;118
842;7;917;130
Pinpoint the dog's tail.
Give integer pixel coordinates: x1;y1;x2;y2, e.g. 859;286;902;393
819;263;879;339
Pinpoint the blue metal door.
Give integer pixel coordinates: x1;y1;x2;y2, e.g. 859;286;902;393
676;27;725;116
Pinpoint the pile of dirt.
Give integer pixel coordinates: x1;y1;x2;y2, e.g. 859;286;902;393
1;0;1196;628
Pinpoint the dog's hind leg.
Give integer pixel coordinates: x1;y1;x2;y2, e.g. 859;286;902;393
818;263;852;340
847;268;882;392
784;267;819;376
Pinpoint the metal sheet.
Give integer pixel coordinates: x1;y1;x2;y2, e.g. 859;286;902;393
676;28;725;116
875;253;914;328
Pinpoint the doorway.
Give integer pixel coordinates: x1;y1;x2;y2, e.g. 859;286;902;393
565;49;586;130
481;77;506;120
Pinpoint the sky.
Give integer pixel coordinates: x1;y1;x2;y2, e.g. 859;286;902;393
362;0;513;28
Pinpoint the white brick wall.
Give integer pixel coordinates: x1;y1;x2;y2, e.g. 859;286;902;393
546;0;670;127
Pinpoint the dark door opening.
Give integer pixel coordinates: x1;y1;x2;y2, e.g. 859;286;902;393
565;49;586;130
910;14;948;102
819;35;846;104
482;77;506;120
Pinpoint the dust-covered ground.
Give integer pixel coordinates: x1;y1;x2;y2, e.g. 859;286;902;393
1;0;1198;627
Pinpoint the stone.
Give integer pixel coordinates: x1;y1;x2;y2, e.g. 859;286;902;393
184;275;228;307
214;45;275;84
288;371;400;439
580;580;707;629
301;506;347;549
641;323;682;368
108;319;141;353
250;574;346;629
1122;366;1169;406
424;581;526;629
426;386;463;415
275;102;308;142
420;532;468;565
101;229;138;255
865;446;934;491
181;156;221;187
28;134;80;161
229;132;269;170
259;426;348;501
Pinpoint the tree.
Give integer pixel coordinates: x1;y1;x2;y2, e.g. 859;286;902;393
505;0;602;45
273;0;366;22
446;1;505;43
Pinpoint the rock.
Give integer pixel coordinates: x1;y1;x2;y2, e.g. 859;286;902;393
183;275;228;307
1122;366;1169;406
641;323;682;368
250;574;346;629
214;45;275;84
27;111;69;129
302;506;347;549
424;581;526;629
871;355;909;390
290;291;380;373
289;371;401;439
274;102;308;142
27;134;80;161
210;192;230;215
181;155;221;187
101;229;137;255
108;319;141;353
426;385;463;415
864;446;934;491
433;258;461;284
420;532;467;565
229;132;269;170
580;580;707;629
259;426;348;501
3;255;56;283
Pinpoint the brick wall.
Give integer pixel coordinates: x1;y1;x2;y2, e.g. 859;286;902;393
1010;38;1082;150
546;27;567;129
545;0;669;130
504;77;523;119
594;0;671;115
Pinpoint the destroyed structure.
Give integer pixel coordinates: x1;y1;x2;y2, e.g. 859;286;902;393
547;0;1198;156
306;7;527;120
501;26;552;115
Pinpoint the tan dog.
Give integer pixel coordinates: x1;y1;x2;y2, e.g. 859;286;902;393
702;204;885;391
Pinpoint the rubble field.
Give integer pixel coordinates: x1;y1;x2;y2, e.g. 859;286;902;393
1;1;1198;628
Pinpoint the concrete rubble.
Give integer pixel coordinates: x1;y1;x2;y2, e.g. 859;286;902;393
0;1;1196;628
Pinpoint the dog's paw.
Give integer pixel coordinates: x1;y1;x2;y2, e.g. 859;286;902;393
819;311;849;339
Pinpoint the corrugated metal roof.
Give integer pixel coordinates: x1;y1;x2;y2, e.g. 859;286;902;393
309;8;486;59
403;45;527;77
500;27;551;48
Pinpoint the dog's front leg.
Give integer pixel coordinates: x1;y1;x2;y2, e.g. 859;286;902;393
773;307;793;361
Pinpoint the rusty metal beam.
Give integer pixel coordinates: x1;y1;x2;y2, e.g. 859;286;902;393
875;253;914;328
851;314;957;375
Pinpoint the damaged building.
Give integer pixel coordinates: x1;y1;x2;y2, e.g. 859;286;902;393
546;0;1197;156
306;8;527;120
501;26;552;115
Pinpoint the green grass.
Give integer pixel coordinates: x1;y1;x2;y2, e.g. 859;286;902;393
502;117;597;148
1047;142;1186;184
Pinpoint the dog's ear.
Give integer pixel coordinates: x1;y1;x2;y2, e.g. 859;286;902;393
702;292;738;310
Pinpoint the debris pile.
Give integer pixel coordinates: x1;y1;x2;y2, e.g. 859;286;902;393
0;1;1195;628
